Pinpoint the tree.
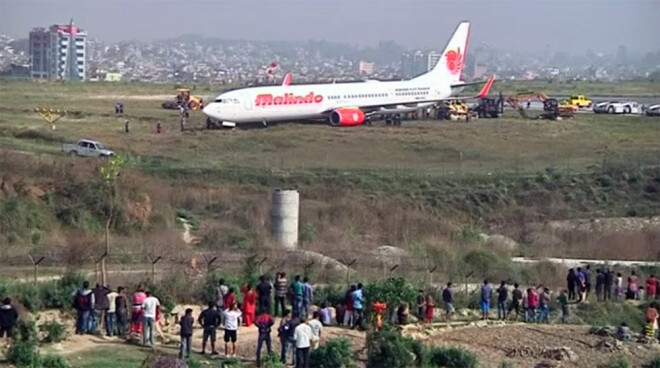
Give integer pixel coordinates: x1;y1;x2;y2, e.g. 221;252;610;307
98;155;124;285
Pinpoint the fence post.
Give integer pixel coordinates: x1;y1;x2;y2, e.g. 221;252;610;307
258;257;268;276
28;255;45;284
428;265;437;287
147;256;162;282
304;261;315;278
96;253;107;284
204;255;218;274
343;259;357;287
389;264;399;278
464;270;474;299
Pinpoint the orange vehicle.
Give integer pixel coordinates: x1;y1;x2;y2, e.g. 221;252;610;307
161;88;203;110
506;91;576;120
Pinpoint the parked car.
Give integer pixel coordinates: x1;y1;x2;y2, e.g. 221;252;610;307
568;95;592;108
62;139;115;157
593;101;640;114
646;104;660;116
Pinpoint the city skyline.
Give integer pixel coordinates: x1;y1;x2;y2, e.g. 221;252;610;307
1;0;659;55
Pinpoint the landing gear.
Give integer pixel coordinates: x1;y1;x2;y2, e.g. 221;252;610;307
393;114;402;126
365;117;372;126
262;119;268;128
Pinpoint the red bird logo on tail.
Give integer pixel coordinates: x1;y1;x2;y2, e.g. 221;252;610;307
445;47;463;75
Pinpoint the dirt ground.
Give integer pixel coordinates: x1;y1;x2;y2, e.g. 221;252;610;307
420;323;660;368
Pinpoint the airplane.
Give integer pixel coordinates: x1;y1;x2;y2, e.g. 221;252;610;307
203;21;493;128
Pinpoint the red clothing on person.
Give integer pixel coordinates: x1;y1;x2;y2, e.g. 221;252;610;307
243;290;257;327
131;291;147;334
224;293;236;311
528;291;539;308
647;277;658;296
425;297;435;323
346;293;354;312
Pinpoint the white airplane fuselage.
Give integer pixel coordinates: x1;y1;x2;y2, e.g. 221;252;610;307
203;80;451;124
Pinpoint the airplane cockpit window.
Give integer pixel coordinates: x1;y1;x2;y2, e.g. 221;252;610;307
214;98;223;103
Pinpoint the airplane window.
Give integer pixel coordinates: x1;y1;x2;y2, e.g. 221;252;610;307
215;98;223;103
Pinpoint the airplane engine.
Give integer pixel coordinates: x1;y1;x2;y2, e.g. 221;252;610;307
329;108;365;126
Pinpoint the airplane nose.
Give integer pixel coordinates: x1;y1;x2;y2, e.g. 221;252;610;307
202;103;216;117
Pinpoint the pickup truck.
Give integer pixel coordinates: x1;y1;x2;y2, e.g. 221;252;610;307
62;139;115;157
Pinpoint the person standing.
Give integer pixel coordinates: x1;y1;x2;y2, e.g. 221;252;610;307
124;120;130;134
243;284;257;327
302;277;313;319
256;276;272;315
307;311;323;350
538;287;550;323
558;289;569;323
223;302;242;358
615;272;624;301
627;271;639;300
584;265;592;300
292;276;305;318
497;281;508;320
644;302;659;339
294;317;313;368
216;279;228;312
424;294;435;324
255;310;275;367
604;269;614;301
105;286;118;336
179;308;194;359
92;283;109;335
442;283;455;318
278;310;296;366
0;298;18;347
72;281;94;335
224;288;236;312
527;287;538;323
595;269;605;302
141;291;160;347
646;274;658;301
199;302;221;355
576;267;586;302
508;283;523;320
352;283;364;329
567;269;577;301
416;290;426;321
115;287;128;338
131;286;147;337
343;285;356;326
274;272;288;317
480;280;493;321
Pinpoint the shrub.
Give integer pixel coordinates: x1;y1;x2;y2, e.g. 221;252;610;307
42;271;86;309
310;338;356;368
366;329;425;368
17;284;42;312
602;356;630;368
646;356;660;368
427;346;478;368
364;277;417;326
262;352;286;368
40;321;67;343
42;354;71;368
7;321;41;368
498;362;516;368
313;284;347;307
574;302;645;332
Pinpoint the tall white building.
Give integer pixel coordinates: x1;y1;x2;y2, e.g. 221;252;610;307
401;50;441;79
29;23;87;80
426;51;442;72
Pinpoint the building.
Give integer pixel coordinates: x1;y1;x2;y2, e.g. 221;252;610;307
401;50;441;79
29;23;87;80
358;61;375;76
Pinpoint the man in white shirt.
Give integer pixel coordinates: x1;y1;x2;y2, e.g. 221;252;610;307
141;291;160;346
105;287;119;336
293;317;313;368
307;312;323;350
223;302;242;357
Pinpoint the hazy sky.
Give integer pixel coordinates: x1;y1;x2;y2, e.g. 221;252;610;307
1;0;658;54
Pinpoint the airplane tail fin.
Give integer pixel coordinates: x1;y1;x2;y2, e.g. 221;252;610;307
477;75;495;98
413;21;470;85
282;72;292;86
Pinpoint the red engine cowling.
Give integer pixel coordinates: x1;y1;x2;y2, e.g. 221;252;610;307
329;108;365;126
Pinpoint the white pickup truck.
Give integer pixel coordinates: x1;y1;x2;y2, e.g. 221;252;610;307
62;139;115;157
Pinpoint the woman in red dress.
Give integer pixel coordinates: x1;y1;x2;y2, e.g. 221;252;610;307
243;284;257;327
425;294;435;323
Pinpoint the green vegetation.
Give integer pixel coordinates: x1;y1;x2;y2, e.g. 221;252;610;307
427;346;479;368
40;321;67;343
601;356;631;368
310;338;357;368
7;321;41;368
647;356;660;368
42;355;72;368
574;302;646;333
71;346;150;368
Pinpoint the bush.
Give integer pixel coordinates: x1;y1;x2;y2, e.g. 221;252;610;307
7;321;41;368
313;285;347;307
42;354;71;368
364;278;418;326
310;338;356;368
646;356;660;368
40;321;67;343
367;329;425;368
262;352;286;368
602;356;630;368
427;346;478;368
42;271;86;309
17;284;42;312
574;302;645;332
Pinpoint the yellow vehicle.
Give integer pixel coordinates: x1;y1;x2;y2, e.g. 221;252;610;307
161;88;204;110
568;95;592;108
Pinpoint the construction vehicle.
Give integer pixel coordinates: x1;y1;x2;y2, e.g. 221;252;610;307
506;92;577;120
567;94;592;108
472;96;503;118
161;88;204;110
436;99;471;120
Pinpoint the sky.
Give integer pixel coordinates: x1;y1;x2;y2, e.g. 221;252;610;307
1;0;658;55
